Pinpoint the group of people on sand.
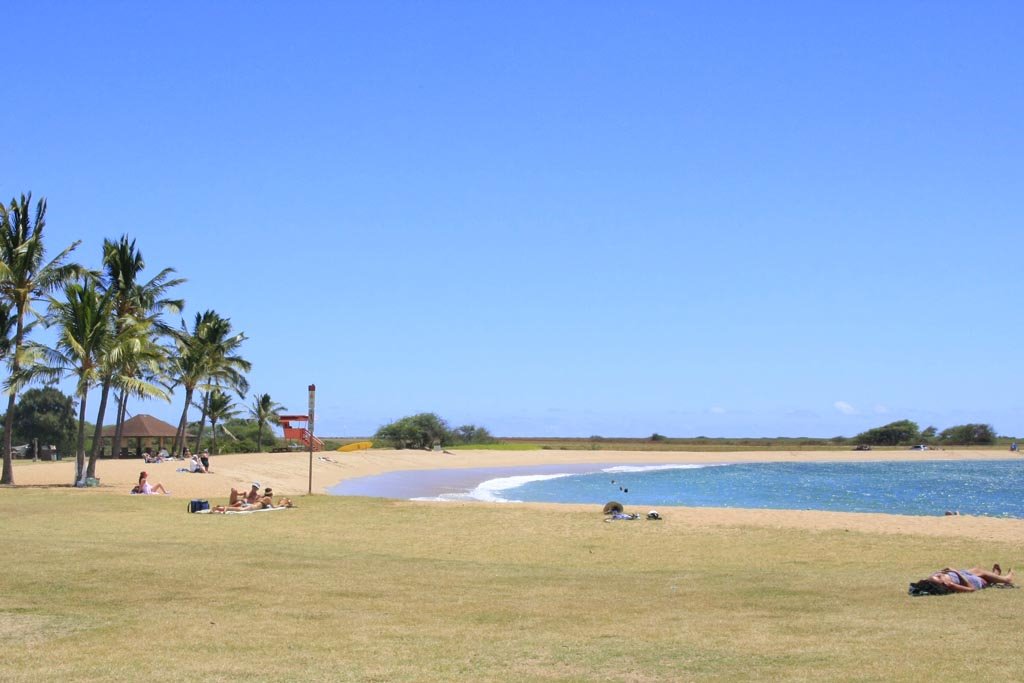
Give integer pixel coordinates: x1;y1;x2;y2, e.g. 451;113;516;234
141;446;212;473
211;481;294;513
142;447;172;463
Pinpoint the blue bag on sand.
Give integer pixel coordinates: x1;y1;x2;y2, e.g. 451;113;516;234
188;499;210;513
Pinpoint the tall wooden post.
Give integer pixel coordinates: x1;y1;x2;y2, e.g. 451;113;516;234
307;384;316;495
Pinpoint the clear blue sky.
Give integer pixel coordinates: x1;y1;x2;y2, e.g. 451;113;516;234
2;2;1022;438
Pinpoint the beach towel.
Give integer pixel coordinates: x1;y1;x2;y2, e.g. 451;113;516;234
908;580;1018;596
196;506;294;515
605;512;640;522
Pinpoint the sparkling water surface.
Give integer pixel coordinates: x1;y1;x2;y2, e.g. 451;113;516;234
332;460;1024;518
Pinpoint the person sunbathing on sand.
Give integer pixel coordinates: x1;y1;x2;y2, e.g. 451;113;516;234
911;565;1014;594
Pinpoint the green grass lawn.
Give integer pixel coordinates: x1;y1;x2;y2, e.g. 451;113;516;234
2;490;1021;681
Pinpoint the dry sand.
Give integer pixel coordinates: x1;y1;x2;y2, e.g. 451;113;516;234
9;447;1024;543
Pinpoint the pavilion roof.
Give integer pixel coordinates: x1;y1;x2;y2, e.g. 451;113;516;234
100;414;179;438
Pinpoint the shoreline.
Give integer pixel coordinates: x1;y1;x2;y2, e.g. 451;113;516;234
9;447;1020;498
9;448;1024;543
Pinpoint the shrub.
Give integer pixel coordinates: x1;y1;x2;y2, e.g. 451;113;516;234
854;420;921;446
374;413;451;450
938;423;996;445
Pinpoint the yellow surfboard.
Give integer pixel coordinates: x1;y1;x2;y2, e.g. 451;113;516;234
337;441;373;453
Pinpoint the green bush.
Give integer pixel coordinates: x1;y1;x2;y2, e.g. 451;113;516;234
374;413;451;450
854;420;921;446
938;423;996;445
374;415;498;450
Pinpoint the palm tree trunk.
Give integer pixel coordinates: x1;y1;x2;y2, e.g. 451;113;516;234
112;392;127;459
173;388;193;456
87;378;112;477
2;393;17;485
74;392;89;485
257;422;264;453
193;392;209;453
1;318;26;485
211;419;218;455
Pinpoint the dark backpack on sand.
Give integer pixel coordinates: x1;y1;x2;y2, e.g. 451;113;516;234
188;499;210;513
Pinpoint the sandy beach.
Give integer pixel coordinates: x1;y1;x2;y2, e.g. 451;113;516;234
9;447;1024;543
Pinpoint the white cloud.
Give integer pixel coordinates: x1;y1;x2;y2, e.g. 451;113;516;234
873;404;890;414
709;406;726;415
834;401;857;415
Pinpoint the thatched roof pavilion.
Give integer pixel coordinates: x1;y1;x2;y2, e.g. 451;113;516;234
100;414;180;458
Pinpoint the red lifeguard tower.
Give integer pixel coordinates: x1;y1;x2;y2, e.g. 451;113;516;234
278;415;324;451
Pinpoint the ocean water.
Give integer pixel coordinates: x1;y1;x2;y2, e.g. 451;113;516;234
332;460;1024;518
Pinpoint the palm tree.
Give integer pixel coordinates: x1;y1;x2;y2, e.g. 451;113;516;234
86;318;169;477
249;393;287;452
0;302;16;365
205;389;240;455
89;236;183;469
23;281;112;484
169;311;250;455
191;390;211;453
0;194;81;485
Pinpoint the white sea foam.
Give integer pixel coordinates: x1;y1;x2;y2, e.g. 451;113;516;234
411;473;576;503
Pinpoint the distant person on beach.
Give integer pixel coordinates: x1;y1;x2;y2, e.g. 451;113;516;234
189;453;207;473
910;565;1014;595
132;471;169;495
199;449;211;472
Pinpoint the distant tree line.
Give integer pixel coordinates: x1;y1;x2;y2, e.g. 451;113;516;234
374;413;495;450
853;419;997;446
2;386;291;458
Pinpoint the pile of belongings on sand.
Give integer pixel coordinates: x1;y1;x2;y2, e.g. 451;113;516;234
602;501;662;522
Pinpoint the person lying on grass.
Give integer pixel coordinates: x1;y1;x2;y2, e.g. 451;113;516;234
911;564;1014;594
263;487;294;508
211;488;293;513
211;483;295;513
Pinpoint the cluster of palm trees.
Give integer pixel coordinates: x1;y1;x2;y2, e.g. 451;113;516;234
0;192;285;486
